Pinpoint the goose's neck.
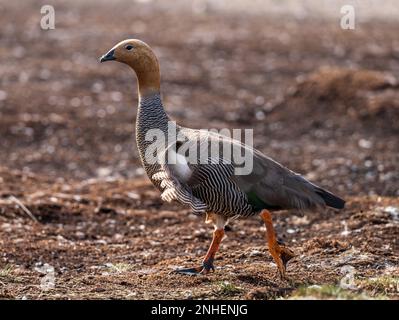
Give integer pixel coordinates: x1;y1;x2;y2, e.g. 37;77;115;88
135;93;170;180
137;93;169;129
136;93;170;151
134;59;161;98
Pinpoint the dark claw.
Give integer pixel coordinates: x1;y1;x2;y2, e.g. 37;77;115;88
173;266;202;275
202;258;215;273
173;259;215;275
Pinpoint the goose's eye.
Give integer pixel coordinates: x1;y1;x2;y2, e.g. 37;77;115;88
125;45;134;51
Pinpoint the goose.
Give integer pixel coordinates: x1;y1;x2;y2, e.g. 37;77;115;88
100;39;345;278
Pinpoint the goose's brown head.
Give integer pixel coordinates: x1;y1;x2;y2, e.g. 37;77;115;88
100;39;160;96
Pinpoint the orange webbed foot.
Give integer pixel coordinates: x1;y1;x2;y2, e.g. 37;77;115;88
260;209;295;280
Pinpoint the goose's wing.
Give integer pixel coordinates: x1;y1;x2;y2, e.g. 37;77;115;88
187;128;345;211
231;149;345;211
152;129;345;214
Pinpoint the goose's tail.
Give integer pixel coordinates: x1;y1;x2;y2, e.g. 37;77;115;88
314;187;345;209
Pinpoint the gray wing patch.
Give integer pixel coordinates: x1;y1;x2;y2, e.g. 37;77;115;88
231;150;327;211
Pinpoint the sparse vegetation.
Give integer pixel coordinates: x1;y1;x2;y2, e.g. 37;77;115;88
288;284;386;300
357;276;399;297
0;265;13;279
106;263;134;274
0;0;398;299
214;282;243;296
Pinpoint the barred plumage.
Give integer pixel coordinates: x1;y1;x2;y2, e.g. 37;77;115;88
100;38;345;277
136;94;255;218
136;93;346;219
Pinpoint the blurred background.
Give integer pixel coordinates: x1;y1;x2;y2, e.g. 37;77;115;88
0;0;398;299
0;0;398;195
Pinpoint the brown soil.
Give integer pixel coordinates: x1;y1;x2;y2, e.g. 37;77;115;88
0;0;398;299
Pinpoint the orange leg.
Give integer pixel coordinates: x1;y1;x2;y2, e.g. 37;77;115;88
260;209;295;279
175;228;225;275
175;213;226;275
200;228;225;274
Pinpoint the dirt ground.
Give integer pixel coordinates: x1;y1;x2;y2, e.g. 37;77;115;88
0;1;398;299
